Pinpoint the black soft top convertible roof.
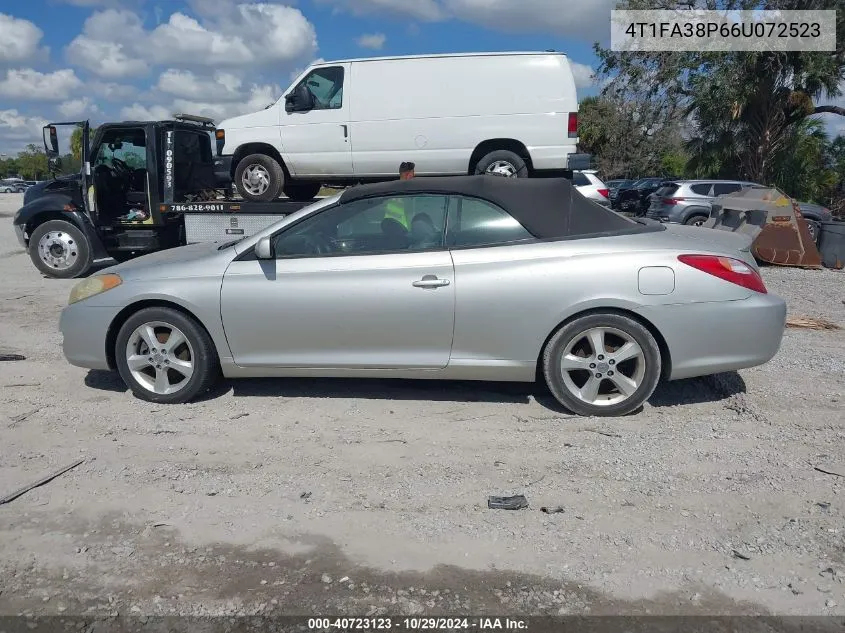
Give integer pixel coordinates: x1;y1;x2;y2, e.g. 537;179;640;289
339;176;652;239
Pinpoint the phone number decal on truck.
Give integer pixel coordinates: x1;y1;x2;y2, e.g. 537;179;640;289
171;204;226;212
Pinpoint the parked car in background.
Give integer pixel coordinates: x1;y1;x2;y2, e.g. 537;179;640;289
615;177;673;215
606;179;635;206
573;170;610;206
795;202;833;244
216;51;589;202
647;180;761;226
0;179;27;193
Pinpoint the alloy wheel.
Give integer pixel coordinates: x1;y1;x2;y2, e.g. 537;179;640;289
485;160;518;178
37;230;79;271
559;326;646;407
242;164;271;196
125;322;195;395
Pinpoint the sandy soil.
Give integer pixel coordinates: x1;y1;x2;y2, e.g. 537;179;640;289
1;193;843;618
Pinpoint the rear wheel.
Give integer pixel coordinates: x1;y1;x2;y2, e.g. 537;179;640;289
542;313;662;417
234;153;284;202
684;214;708;227
474;150;528;178
28;220;91;279
115;307;220;404
283;181;322;202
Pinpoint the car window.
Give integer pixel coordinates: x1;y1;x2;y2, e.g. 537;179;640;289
655;184;679;196
689;183;713;196
713;183;742;196
446;196;534;248
572;173;590;186
299;66;344;110
273;194;447;258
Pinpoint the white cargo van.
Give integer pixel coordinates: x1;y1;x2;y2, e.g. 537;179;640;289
215;51;589;202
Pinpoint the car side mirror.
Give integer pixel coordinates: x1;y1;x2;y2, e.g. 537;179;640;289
255;236;274;259
285;84;314;113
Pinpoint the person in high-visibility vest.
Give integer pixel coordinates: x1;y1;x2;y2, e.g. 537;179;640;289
383;161;415;231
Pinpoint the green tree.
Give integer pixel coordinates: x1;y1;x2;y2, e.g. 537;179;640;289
16;144;49;180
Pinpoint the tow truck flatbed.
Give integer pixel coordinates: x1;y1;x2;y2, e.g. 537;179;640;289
160;198;322;215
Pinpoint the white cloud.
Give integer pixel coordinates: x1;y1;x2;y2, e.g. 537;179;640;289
90;81;138;101
120;103;171;120
156;69;249;102
318;0;615;41
356;33;386;50
0;109;48;154
0;68;83;101
66;10;149;78
0;13;47;63
67;4;318;75
58;97;101;119
570;61;596;90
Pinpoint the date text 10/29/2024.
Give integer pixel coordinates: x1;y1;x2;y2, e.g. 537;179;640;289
307;617;528;630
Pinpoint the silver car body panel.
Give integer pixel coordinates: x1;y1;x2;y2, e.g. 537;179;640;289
59;197;786;385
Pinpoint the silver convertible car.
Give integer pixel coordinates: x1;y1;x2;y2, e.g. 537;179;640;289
59;176;786;417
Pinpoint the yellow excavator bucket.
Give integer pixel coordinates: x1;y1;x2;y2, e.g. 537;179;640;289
703;187;822;268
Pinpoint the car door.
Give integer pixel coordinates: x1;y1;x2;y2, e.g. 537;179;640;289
280;63;353;177
220;194;455;369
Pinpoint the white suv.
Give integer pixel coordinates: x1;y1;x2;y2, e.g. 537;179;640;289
573;170;610;207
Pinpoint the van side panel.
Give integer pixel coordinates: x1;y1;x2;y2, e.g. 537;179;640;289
348;54;578;176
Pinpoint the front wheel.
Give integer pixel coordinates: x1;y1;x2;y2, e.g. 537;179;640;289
542;313;662;417
28;220;92;279
115;307;220;404
234;153;284;202
474;150;528;178
283;181;322;202
684;215;708;227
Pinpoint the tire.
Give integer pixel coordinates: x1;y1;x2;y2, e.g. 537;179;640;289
542;312;662;417
684;214;708;227
28;220;92;279
234;153;284;202
114;307;220;404
474;150;528;178
805;220;820;245
283;181;322;202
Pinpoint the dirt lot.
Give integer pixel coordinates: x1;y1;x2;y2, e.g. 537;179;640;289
1;192;843;618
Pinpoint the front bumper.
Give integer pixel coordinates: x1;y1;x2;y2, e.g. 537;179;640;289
637;292;787;381
59;302;119;371
14;223;27;247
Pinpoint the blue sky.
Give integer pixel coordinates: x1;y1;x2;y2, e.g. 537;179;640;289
0;0;613;154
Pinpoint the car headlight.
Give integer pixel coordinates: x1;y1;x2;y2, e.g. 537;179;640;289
68;273;122;305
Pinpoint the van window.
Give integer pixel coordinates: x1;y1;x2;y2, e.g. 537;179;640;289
690;184;713;196
446;197;534;248
713;183;743;196
299;66;344;110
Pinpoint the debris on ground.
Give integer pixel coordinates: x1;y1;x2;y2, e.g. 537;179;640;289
0;458;85;505
0;353;26;361
786;316;841;330
731;549;752;561
814;465;845;478
487;495;529;510
540;506;565;514
300;492;312;501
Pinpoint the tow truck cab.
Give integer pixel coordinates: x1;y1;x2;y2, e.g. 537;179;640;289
13;114;308;279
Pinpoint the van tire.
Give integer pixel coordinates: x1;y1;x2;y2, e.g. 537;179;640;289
474;150;528;178
283;182;322;202
28;219;92;279
234;153;284;202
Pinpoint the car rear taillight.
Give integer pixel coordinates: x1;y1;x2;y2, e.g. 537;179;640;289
568;112;577;138
678;254;767;294
662;197;685;205
597;188;609;198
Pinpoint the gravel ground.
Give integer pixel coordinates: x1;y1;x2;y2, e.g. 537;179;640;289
0;193;843;618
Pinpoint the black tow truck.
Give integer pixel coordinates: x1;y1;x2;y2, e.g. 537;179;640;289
13;114;314;279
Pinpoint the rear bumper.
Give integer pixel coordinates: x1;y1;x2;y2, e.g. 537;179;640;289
526;146;589;171
636;293;787;381
59;303;118;371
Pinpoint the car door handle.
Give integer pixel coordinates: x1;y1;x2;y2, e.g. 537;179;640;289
412;276;450;288
341;124;348;139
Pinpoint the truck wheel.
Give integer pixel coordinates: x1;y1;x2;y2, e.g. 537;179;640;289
805;220;820;245
283;182;322;202
234;153;284;202
28;220;92;279
115;307;220;404
474;150;528;178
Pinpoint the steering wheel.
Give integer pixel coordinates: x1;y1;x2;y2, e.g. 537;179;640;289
111;157;130;176
305;233;333;254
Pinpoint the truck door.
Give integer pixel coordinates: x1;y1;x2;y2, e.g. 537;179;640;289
279;63;353;177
